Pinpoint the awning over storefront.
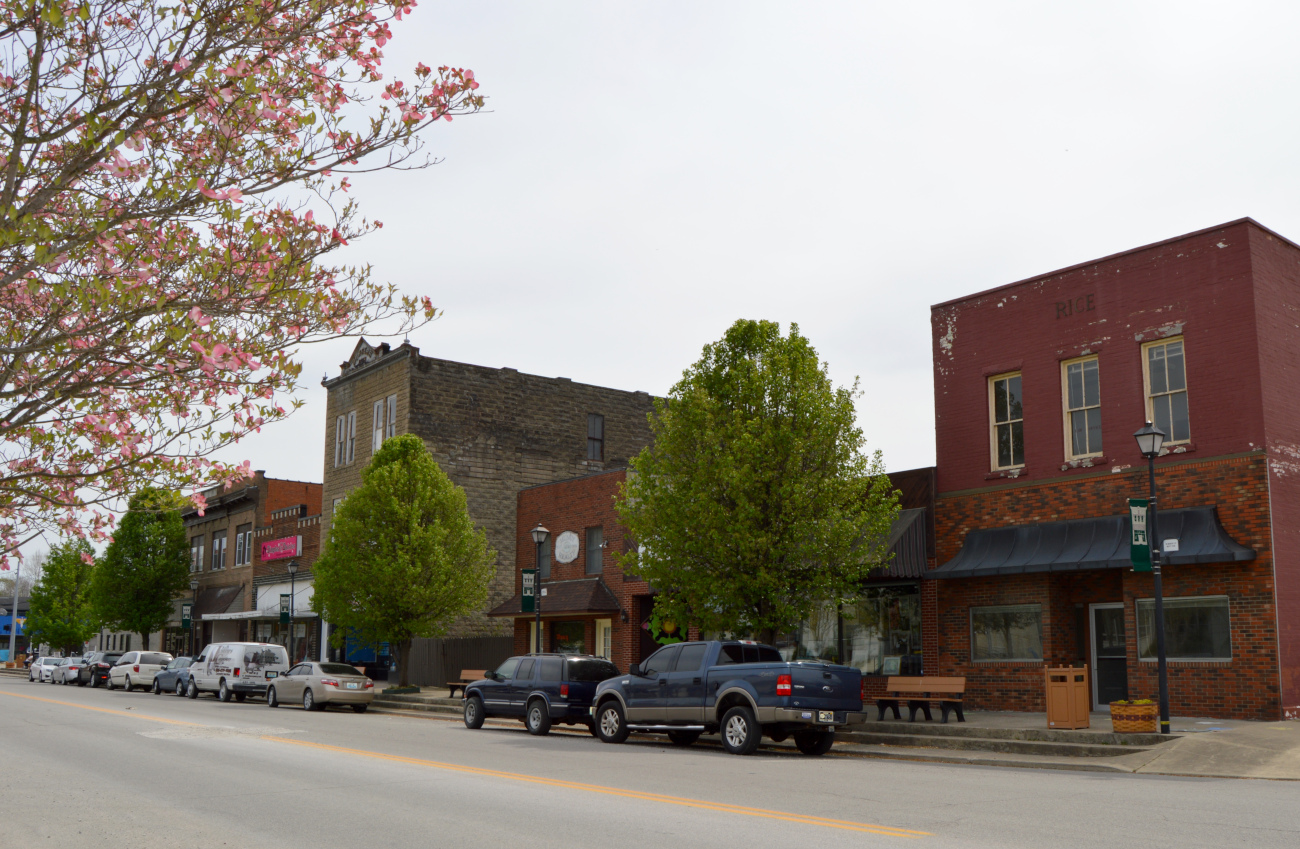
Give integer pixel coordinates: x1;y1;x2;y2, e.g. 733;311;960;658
202;580;315;621
193;585;244;617
488;577;621;619
930;506;1254;580
876;507;929;578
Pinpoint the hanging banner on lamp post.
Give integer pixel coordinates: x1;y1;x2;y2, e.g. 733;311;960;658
521;569;536;614
181;603;192;629
1129;498;1151;572
279;594;291;625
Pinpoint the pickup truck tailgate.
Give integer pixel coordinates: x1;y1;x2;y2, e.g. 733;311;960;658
790;664;862;711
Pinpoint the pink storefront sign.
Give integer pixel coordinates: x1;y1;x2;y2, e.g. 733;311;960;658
261;536;301;561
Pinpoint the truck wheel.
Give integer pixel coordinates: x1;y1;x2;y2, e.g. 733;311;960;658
186;680;199;699
217;679;232;702
595;702;629;744
667;730;701;747
463;696;485;729
525;699;552;736
720;706;761;755
793;729;835;756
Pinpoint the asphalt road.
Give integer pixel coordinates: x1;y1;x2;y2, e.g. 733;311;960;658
4;676;1296;849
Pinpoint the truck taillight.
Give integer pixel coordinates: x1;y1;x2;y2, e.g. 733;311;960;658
776;674;792;696
560;684;569;697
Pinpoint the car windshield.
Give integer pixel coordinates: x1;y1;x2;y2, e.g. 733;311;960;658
141;653;171;665
319;663;364;677
566;658;619;682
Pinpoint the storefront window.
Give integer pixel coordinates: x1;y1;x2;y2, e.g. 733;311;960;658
971;604;1042;661
1137;596;1231;660
551;620;586;655
783;585;922;676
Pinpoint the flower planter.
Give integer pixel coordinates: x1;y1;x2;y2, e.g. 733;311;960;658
1110;701;1158;733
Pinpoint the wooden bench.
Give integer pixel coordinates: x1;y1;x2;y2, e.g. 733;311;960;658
876;676;966;723
447;669;487;698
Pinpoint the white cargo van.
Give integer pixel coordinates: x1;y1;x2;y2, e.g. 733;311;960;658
188;642;290;702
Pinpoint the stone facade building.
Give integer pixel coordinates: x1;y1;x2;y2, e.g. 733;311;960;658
179;473;321;656
926;218;1298;720
321;340;656;639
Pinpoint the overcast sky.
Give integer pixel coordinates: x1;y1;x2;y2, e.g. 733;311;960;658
213;0;1300;484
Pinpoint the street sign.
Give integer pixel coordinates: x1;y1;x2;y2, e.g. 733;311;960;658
522;569;536;613
1162;538;1179;553
181;602;192;629
279;593;291;625
1129;498;1151;572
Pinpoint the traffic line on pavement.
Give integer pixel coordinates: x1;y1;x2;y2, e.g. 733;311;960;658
261;735;931;838
0;689;204;727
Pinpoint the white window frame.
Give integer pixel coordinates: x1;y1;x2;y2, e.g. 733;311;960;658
334;415;346;467
386;394;397;439
970;603;1043;662
345;410;356;463
372;400;384;452
595;618;613;660
1061;356;1103;460
988;372;1025;471
190;537;204;573
1136;595;1231;662
210;531;227;571
234;528;245;567
1142;337;1191;445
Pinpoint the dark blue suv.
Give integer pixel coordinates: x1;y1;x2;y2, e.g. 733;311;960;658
463;654;619;736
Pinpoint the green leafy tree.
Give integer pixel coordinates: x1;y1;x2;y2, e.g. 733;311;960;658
25;540;99;655
91;489;190;650
311;434;495;687
616;319;899;644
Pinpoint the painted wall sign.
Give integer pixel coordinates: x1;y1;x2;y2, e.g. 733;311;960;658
554;531;580;563
261;535;302;561
1055;294;1095;319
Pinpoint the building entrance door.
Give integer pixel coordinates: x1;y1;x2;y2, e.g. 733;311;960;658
1090;603;1128;709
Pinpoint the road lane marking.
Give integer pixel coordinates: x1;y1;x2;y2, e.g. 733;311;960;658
0;690;203;726
262;735;931;838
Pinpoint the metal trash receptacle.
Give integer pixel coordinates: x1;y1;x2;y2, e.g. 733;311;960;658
1045;665;1090;729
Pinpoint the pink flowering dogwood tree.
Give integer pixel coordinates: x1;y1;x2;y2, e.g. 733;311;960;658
0;0;484;564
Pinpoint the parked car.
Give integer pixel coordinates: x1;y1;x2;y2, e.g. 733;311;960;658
188;642;290;702
52;656;85;685
30;656;61;682
107;651;173;692
591;640;865;756
78;651;124;687
462;654;620;735
266;662;375;712
152;656;196;696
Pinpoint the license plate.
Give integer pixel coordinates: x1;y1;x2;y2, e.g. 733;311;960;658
346;682;359;689
818;711;835;723
265;671;277;678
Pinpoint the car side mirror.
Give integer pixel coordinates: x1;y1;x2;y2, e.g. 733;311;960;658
629;663;642;677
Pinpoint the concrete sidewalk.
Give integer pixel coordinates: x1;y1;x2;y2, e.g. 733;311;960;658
1133;720;1300;780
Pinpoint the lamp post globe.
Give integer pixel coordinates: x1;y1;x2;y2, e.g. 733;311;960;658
530;524;549;653
1134;421;1171;734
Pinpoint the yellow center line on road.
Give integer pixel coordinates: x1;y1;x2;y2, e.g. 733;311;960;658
0;689;203;726
262;735;932;838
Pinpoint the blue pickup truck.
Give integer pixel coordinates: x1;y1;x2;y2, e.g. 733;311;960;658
591;640;865;756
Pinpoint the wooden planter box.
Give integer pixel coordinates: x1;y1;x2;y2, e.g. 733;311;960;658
1110;702;1158;733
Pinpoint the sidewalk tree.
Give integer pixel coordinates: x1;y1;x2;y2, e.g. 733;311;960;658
615;319;899;645
311;434;495;687
0;0;486;563
25;540;98;655
90;489;190;650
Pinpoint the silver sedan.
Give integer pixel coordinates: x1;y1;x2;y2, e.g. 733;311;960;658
265;662;374;712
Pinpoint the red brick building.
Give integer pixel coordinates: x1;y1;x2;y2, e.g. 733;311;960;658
927;218;1299;720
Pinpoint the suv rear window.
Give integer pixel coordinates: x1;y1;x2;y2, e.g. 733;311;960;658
566;658;619;682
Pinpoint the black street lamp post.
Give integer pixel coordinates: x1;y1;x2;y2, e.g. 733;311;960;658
530;524;549;654
189;578;199;655
1134;421;1172;735
287;560;299;663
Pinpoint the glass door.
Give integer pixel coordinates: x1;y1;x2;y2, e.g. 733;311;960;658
1090;603;1128;709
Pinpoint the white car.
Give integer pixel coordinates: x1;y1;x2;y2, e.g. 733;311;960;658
51;656;84;684
107;651;174;692
30;656;61;682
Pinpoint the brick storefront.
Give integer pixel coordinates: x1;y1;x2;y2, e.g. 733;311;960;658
927;219;1299;720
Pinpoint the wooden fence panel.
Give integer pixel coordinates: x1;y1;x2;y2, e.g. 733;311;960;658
405;636;513;687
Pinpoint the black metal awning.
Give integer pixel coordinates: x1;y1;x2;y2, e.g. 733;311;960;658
873;507;929;579
929;506;1254;580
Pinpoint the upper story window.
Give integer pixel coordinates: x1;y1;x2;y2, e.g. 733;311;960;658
372;400;384;452
234;523;253;567
585;526;603;575
1144;338;1189;443
988;373;1024;470
587;413;604;461
189;536;204;573
210;529;227;571
1062;357;1102;459
334;416;345;467
386;394;397;439
373;394;397;451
